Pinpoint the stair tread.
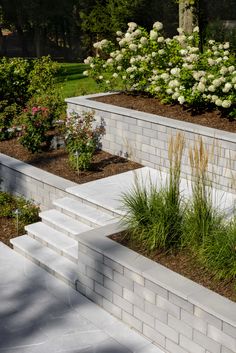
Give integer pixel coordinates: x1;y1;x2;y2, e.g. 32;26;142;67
54;197;116;226
26;222;78;260
10;235;79;283
39;209;93;235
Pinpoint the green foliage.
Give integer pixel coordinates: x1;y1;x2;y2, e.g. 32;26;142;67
85;21;236;115
198;219;236;281
63;111;105;171
0;56;62;142
122;134;184;252
0;192;40;232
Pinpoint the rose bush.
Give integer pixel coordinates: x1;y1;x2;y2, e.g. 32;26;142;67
84;22;236;118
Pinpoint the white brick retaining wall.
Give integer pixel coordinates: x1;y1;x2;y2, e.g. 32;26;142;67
0;153;77;209
66;93;236;194
75;222;236;353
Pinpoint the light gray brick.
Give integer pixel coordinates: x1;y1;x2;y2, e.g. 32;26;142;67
123;288;144;310
122;311;142;332
168;314;192;339
95;282;113;302
134;282;155;304
86;287;103;306
193;329;221;353
95;261;113;279
180;335;205;353
103;298;122;319
104;257;123;274
223;322;236;339
156;295;180;319
104;276;122;297
137;120;152;128
221;346;235;353
141;144;156;155
113;271;133;291
86;266;104;285
151;123;167;132
124;268;144;286
169;293;194;314
181;309;207;334
155;319;179;343
143;324;165;347
166;339;189;353
145;279;168;299
208;324;236;352
113;293;133;314
145;301;168;324
134;307;155;328
130;125;143;134
76;273;94;290
143;128;157;138
194;307;222;329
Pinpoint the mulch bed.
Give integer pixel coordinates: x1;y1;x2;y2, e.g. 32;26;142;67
110;232;236;302
0;138;142;184
0;217;20;247
93;92;236;133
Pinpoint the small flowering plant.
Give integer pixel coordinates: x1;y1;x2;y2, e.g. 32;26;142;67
84;21;236;118
64;111;105;171
17;104;51;153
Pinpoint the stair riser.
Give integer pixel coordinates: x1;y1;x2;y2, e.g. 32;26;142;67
68;194;119;217
27;231;78;264
40;219;79;240
54;206;100;228
13;244;76;289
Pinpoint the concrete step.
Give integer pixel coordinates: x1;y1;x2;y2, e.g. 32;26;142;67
39;209;93;239
26;222;78;263
10;235;79;288
53;197;117;228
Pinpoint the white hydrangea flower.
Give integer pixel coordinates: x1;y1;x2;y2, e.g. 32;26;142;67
216;57;222;63
222;82;232;93
223;56;229;60
211;95;218;102
140;37;148;45
215;99;222;106
106;80;110;84
115;54;123;61
193;26;199;32
107;58;113;64
129;44;137;51
134;29;142;36
84;56;93;64
90;63;95;68
113;73;118;78
153;21;163;31
158;49;165;55
161;73;169;80
98;75;103;80
100;39;109;47
208;85;216;92
150;30;158;40
166;38;171;44
208;58;215;66
223;42;230;49
122;75;127;80
180;49;187;56
228;66;235;73
155;86;160;92
152;52;157;57
117;66;122;71
197;82;205;92
128;22;137;30
166;88;173;94
157;36;164;43
177;27;184;34
178;96;185;104
222;100;231;108
208;40;215;45
116;31;123;37
83;70;88;76
170;68;180;76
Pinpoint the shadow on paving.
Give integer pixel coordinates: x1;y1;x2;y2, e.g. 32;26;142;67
0;243;132;353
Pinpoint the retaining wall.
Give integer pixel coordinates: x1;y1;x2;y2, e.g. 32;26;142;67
66;93;236;194
0;153;77;209
75;222;236;353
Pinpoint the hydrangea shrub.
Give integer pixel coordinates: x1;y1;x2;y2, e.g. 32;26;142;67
84;22;236;118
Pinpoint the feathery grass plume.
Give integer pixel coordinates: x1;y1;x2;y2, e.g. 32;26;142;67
122;133;185;252
182;137;223;249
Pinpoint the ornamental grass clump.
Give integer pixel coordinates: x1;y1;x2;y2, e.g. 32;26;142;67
181;138;224;249
122;133;185;252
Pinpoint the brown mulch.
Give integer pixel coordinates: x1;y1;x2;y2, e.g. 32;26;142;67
93;93;236;133
110;232;236;302
0;138;142;184
0;217;20;247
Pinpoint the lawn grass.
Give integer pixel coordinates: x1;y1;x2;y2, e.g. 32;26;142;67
56;63;101;99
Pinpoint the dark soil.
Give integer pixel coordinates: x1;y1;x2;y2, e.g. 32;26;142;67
93;93;236;133
0;138;142;184
110;232;236;302
0;217;19;247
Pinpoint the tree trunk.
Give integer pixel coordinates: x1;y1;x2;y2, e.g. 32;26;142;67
179;1;195;33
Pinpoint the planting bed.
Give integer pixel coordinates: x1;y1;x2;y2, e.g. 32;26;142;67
110;232;236;302
94;92;236;133
0;137;141;184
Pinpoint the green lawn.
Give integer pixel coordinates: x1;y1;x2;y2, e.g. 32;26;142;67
56;63;101;99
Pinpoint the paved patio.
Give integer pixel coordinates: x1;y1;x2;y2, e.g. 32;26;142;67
0;242;163;353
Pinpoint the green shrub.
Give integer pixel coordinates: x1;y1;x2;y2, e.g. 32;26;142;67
64;111;105;171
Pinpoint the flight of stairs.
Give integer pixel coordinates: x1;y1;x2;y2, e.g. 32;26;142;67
10;196;119;288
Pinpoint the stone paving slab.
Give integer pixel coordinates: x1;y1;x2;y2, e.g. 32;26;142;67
0;242;164;353
67;167;235;217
